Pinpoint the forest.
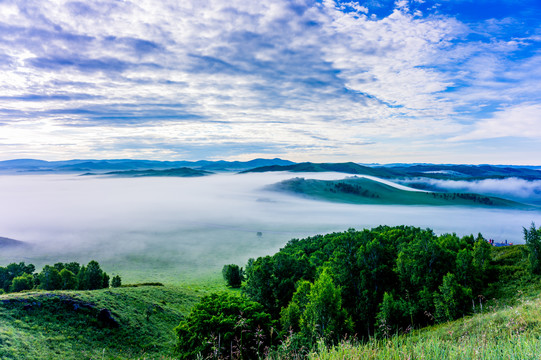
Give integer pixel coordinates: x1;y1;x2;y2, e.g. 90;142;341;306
175;223;541;359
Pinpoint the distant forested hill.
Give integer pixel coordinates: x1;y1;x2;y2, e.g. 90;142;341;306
270;177;529;208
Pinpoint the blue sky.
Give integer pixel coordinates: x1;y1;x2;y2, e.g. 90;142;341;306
0;0;540;164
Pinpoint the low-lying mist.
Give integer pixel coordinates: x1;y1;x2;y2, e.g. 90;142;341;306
1;173;540;284
398;177;541;205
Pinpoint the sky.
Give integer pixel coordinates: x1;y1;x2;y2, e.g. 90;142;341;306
0;0;540;164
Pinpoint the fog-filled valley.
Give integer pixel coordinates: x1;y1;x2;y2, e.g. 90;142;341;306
1;172;540;284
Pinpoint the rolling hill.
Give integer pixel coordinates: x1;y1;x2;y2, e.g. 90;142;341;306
270;176;528;208
86;167;213;178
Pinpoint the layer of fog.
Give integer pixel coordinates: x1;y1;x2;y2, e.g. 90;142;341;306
1;172;540;283
398;177;541;205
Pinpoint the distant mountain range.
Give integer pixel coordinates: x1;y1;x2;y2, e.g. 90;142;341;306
0;236;27;249
1;159;540;180
243;162;541;180
0;158;294;173
85;167;213;178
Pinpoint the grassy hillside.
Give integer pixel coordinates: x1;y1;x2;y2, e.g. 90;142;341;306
0;285;202;359
272;177;527;208
268;245;541;360
305;295;541;359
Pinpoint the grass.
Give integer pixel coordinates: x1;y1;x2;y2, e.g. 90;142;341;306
0;285;203;359
307;293;541;360
272;177;529;209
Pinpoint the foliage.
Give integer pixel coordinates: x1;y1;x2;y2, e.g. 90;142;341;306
524;222;541;274
305;293;541;360
0;262;35;292
0;260;112;293
222;264;244;288
59;268;77;290
242;225;516;349
9;273;34;292
175;292;273;360
300;269;352;344
39;265;62;290
111;275;122;288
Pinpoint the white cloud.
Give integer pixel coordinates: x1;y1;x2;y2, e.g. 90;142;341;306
451;103;541;141
0;0;539;162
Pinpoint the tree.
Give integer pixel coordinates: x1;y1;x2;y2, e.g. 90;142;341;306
102;272;110;289
300;268;351;344
175;292;272;360
1;262;35;292
524;223;541;275
222;264;244;288
111;275;122;288
59;268;77;290
79;260;106;290
9;273;34;292
434;273;472;323
39;265;62;290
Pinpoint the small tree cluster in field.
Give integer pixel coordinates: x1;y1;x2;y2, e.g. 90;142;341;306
0;260;121;293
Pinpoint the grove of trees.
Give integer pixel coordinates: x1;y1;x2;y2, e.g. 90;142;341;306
176;225;507;359
0;260;118;294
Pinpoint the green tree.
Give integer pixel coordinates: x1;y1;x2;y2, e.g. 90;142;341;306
111;275;122;288
434;273;472;323
0;262;35;292
9;273;34;292
39;265;62;290
524;223;541;275
81;260;105;290
300;269;351;344
375;292;402;337
102;272;110;289
175;292;272;360
222;264;244;288
59;268;77;290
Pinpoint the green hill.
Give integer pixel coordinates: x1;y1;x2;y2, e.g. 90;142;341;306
241;162;398;177
271;176;527;208
0;285;200;359
89;167;213;177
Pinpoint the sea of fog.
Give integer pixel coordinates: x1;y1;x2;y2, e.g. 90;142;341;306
1;172;540;283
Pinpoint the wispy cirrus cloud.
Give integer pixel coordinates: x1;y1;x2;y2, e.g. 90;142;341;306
0;0;539;162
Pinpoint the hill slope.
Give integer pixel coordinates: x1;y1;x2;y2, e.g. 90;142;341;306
90;167;213;177
241;162;398;177
0;285;199;359
271;176;527;208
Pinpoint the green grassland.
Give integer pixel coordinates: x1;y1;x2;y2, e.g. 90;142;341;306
306;287;541;360
0;285;204;359
272;177;529;208
2;237;541;359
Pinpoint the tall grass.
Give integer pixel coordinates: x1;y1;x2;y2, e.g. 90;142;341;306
307;296;541;360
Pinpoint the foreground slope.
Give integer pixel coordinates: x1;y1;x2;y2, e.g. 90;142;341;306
307;295;541;359
0;285;199;359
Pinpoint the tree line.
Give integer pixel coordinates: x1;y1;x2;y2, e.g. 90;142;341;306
0;260;121;294
176;224;541;359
